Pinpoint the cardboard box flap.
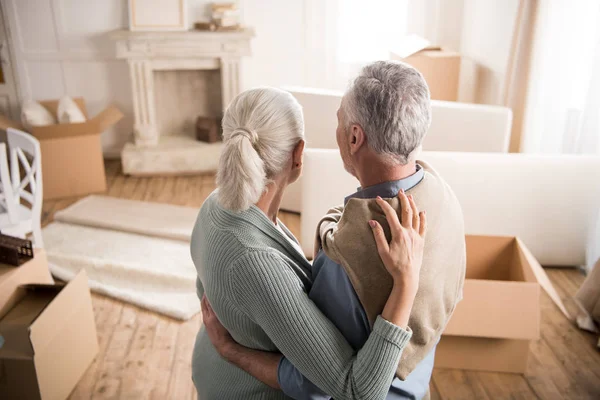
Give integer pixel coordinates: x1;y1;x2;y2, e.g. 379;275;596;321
0;287;59;360
88;105;124;132
2;98;123;141
30;121;95;140
516;238;571;320
0;114;25;131
29;270;89;355
444;279;541;340
390;34;448;59
0;249;53;321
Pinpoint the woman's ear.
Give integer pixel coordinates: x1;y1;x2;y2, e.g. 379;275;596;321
293;139;305;169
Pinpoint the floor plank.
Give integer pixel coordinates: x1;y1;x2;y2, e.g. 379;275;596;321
148;317;180;400
536;272;600;398
471;371;539;400
49;160;600;399
525;332;586;399
429;381;442;400
166;315;202;399
432;369;491;400
90;304;134;399
119;310;160;399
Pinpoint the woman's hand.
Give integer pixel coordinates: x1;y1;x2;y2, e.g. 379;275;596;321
201;294;236;358
369;189;427;291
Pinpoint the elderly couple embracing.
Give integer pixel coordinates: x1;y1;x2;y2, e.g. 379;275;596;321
190;60;466;400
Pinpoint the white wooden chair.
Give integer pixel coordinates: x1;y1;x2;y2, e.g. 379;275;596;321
0;142;18;224
0;128;44;247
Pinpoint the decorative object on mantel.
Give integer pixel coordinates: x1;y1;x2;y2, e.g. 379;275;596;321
194;21;219;32
111;28;254;176
194;21;241;32
211;2;240;30
196;116;223;143
194;2;242;32
128;0;188;31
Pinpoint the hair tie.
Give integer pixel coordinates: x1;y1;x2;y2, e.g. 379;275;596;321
231;127;259;145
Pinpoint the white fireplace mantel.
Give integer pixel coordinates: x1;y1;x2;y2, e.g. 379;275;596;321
111;29;254;176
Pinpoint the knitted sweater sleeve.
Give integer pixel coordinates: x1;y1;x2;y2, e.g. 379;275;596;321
227;250;412;400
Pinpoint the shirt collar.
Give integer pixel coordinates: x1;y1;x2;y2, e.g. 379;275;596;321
344;163;424;205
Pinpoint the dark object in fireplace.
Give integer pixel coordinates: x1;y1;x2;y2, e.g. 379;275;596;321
196;116;223;143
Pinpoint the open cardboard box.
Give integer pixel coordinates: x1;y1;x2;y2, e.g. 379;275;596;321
0;248;54;318
435;235;566;373
0;98;123;200
390;35;460;101
0;262;98;399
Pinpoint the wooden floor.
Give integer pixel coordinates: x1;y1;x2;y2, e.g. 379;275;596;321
42;161;600;400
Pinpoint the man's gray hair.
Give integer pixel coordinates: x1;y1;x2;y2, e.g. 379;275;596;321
342;60;431;164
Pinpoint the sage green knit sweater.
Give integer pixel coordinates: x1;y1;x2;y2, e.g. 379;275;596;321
190;191;413;400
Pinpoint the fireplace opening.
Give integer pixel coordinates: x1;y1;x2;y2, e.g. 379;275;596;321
154;69;223;141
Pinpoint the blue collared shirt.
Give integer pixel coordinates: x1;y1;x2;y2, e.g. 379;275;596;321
278;164;435;400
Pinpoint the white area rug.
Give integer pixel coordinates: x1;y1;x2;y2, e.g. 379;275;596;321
43;196;201;320
54;195;198;241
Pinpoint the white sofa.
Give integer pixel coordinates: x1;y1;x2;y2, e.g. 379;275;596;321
281;87;513;212
300;149;600;267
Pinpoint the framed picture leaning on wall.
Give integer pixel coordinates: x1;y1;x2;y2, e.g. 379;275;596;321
129;0;188;31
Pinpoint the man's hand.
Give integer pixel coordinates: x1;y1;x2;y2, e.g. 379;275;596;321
201;294;283;389
201;294;236;358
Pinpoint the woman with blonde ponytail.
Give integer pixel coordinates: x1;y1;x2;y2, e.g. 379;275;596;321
191;87;426;399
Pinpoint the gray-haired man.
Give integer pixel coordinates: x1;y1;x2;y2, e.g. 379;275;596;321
203;60;466;399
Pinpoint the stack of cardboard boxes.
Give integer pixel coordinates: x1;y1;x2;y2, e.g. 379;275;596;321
0;249;98;399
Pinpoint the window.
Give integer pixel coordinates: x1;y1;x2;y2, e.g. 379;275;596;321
336;0;408;63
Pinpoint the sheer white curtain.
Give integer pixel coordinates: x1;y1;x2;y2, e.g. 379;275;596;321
521;1;600;272
336;0;408;63
305;0;409;90
522;0;600;155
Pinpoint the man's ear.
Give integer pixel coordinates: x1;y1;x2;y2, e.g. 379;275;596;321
292;139;305;169
349;124;366;155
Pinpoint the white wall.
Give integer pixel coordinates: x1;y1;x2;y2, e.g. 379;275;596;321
456;0;520;105
240;0;306;89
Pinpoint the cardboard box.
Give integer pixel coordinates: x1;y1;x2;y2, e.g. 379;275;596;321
391;35;460;101
435;235;542;373
0;270;98;399
0;249;54;320
0;98;123;200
